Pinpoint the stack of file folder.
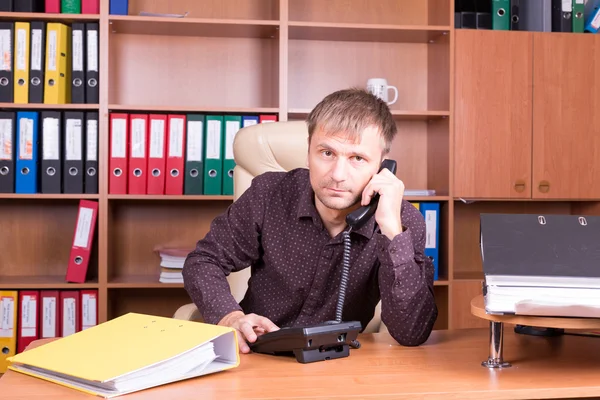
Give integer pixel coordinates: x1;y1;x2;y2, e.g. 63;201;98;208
154;246;191;283
480;213;600;318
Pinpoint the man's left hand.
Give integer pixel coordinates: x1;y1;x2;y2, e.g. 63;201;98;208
361;167;404;240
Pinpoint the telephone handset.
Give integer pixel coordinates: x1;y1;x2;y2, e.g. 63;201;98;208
249;159;398;363
345;159;398;230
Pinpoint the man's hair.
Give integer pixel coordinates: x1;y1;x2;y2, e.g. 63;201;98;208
306;88;397;155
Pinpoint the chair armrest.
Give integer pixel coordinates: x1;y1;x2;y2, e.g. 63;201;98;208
173;303;204;322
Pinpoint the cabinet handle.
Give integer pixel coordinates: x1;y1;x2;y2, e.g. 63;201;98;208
538;180;550;193
514;180;526;193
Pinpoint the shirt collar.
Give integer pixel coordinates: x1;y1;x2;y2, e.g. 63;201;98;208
297;180;376;239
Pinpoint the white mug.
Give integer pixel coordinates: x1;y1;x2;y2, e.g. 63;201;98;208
366;78;398;105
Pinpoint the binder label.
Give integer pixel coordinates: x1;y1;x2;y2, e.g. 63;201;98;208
168;118;183;157
425;209;437;248
0;119;12;160
74;206;94;248
225;121;240;160
0;29;10;71
131;118;146;158
206;120;221;159
43;117;60;161
21;295;37;337
0;297;14;337
19;118;33;160
16;28;26;72
63;298;76;337
562;0;572;11
73;30;83;72
48;30;57;71
31;29;42;71
87;30;98;72
111;118;126;158
87;119;97;161
66;119;82;161
150;119;165;158
82;293;97;330
42;297;57;338
187;121;203;162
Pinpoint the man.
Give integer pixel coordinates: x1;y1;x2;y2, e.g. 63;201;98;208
182;88;438;353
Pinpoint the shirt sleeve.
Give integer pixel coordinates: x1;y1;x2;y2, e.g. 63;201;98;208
376;207;438;346
182;173;276;325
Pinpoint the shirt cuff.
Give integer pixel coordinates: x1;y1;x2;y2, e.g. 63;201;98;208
376;227;415;267
198;294;243;325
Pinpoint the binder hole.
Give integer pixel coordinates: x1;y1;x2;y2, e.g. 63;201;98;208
208;169;217;178
577;12;583;18
61;52;66;57
113;168;122;177
152;168;160;177
89;78;97;87
48;79;55;87
0;166;8;175
179;325;183;327
46;167;56;176
170;169;179;177
190;169;198;177
228;169;233;178
74;256;83;265
538;216;546;225
87;167;96;176
2;346;8;354
18;78;24;86
73;78;82;87
0;77;8;86
133;168;142;177
511;15;519;23
497;8;505;16
69;167;78;176
31;77;40;86
21;167;29;175
579;217;588;226
59;73;64;78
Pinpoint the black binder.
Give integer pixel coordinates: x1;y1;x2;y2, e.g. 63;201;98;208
71;23;86;104
40;111;62;193
84;111;98;194
0;111;15;193
0;0;12;11
0;22;14;103
510;0;521;30
14;0;44;12
85;23;99;104
28;21;45;104
552;0;572;32
63;111;84;193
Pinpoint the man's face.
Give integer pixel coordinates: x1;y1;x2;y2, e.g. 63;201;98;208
307;125;384;212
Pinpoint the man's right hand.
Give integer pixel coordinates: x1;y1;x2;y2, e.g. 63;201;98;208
218;311;279;353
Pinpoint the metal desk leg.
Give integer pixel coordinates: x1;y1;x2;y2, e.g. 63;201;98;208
482;321;511;368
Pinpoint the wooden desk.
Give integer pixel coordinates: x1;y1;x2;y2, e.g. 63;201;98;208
1;328;600;400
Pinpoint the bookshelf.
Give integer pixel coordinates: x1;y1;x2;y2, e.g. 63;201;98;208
18;0;600;335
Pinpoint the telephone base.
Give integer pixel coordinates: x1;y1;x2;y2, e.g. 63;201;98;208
249;320;362;364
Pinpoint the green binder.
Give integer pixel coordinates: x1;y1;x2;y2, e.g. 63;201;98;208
203;115;223;195
573;0;585;33
184;114;205;195
222;116;241;196
62;0;81;13
492;0;509;30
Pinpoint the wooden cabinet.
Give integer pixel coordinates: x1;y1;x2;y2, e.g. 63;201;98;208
455;30;600;200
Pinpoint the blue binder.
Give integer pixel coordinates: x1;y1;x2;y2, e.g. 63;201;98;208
15;111;39;194
419;202;440;281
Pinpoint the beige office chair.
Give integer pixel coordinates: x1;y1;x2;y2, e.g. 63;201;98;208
173;120;385;333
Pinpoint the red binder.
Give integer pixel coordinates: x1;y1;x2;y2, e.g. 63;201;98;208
45;0;60;13
66;200;98;283
109;113;129;194
165;114;186;195
128;114;148;195
80;290;98;330
17;291;39;353
147;114;167;195
60;291;81;337
39;290;60;338
81;0;100;13
259;115;277;123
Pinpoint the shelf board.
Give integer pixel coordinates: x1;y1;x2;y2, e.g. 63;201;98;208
109;16;280;38
0;103;99;110
109;104;279;114
108;194;234;201
0;275;98;289
0;193;99;200
108;275;183;289
288;22;450;43
434;280;449;286
454;271;483;281
289;109;449;121
0;12;100;21
406;195;450;201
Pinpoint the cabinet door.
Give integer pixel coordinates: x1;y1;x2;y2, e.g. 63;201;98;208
454;30;533;199
532;33;600;199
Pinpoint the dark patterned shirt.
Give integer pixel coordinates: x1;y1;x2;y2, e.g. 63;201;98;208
182;168;437;346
